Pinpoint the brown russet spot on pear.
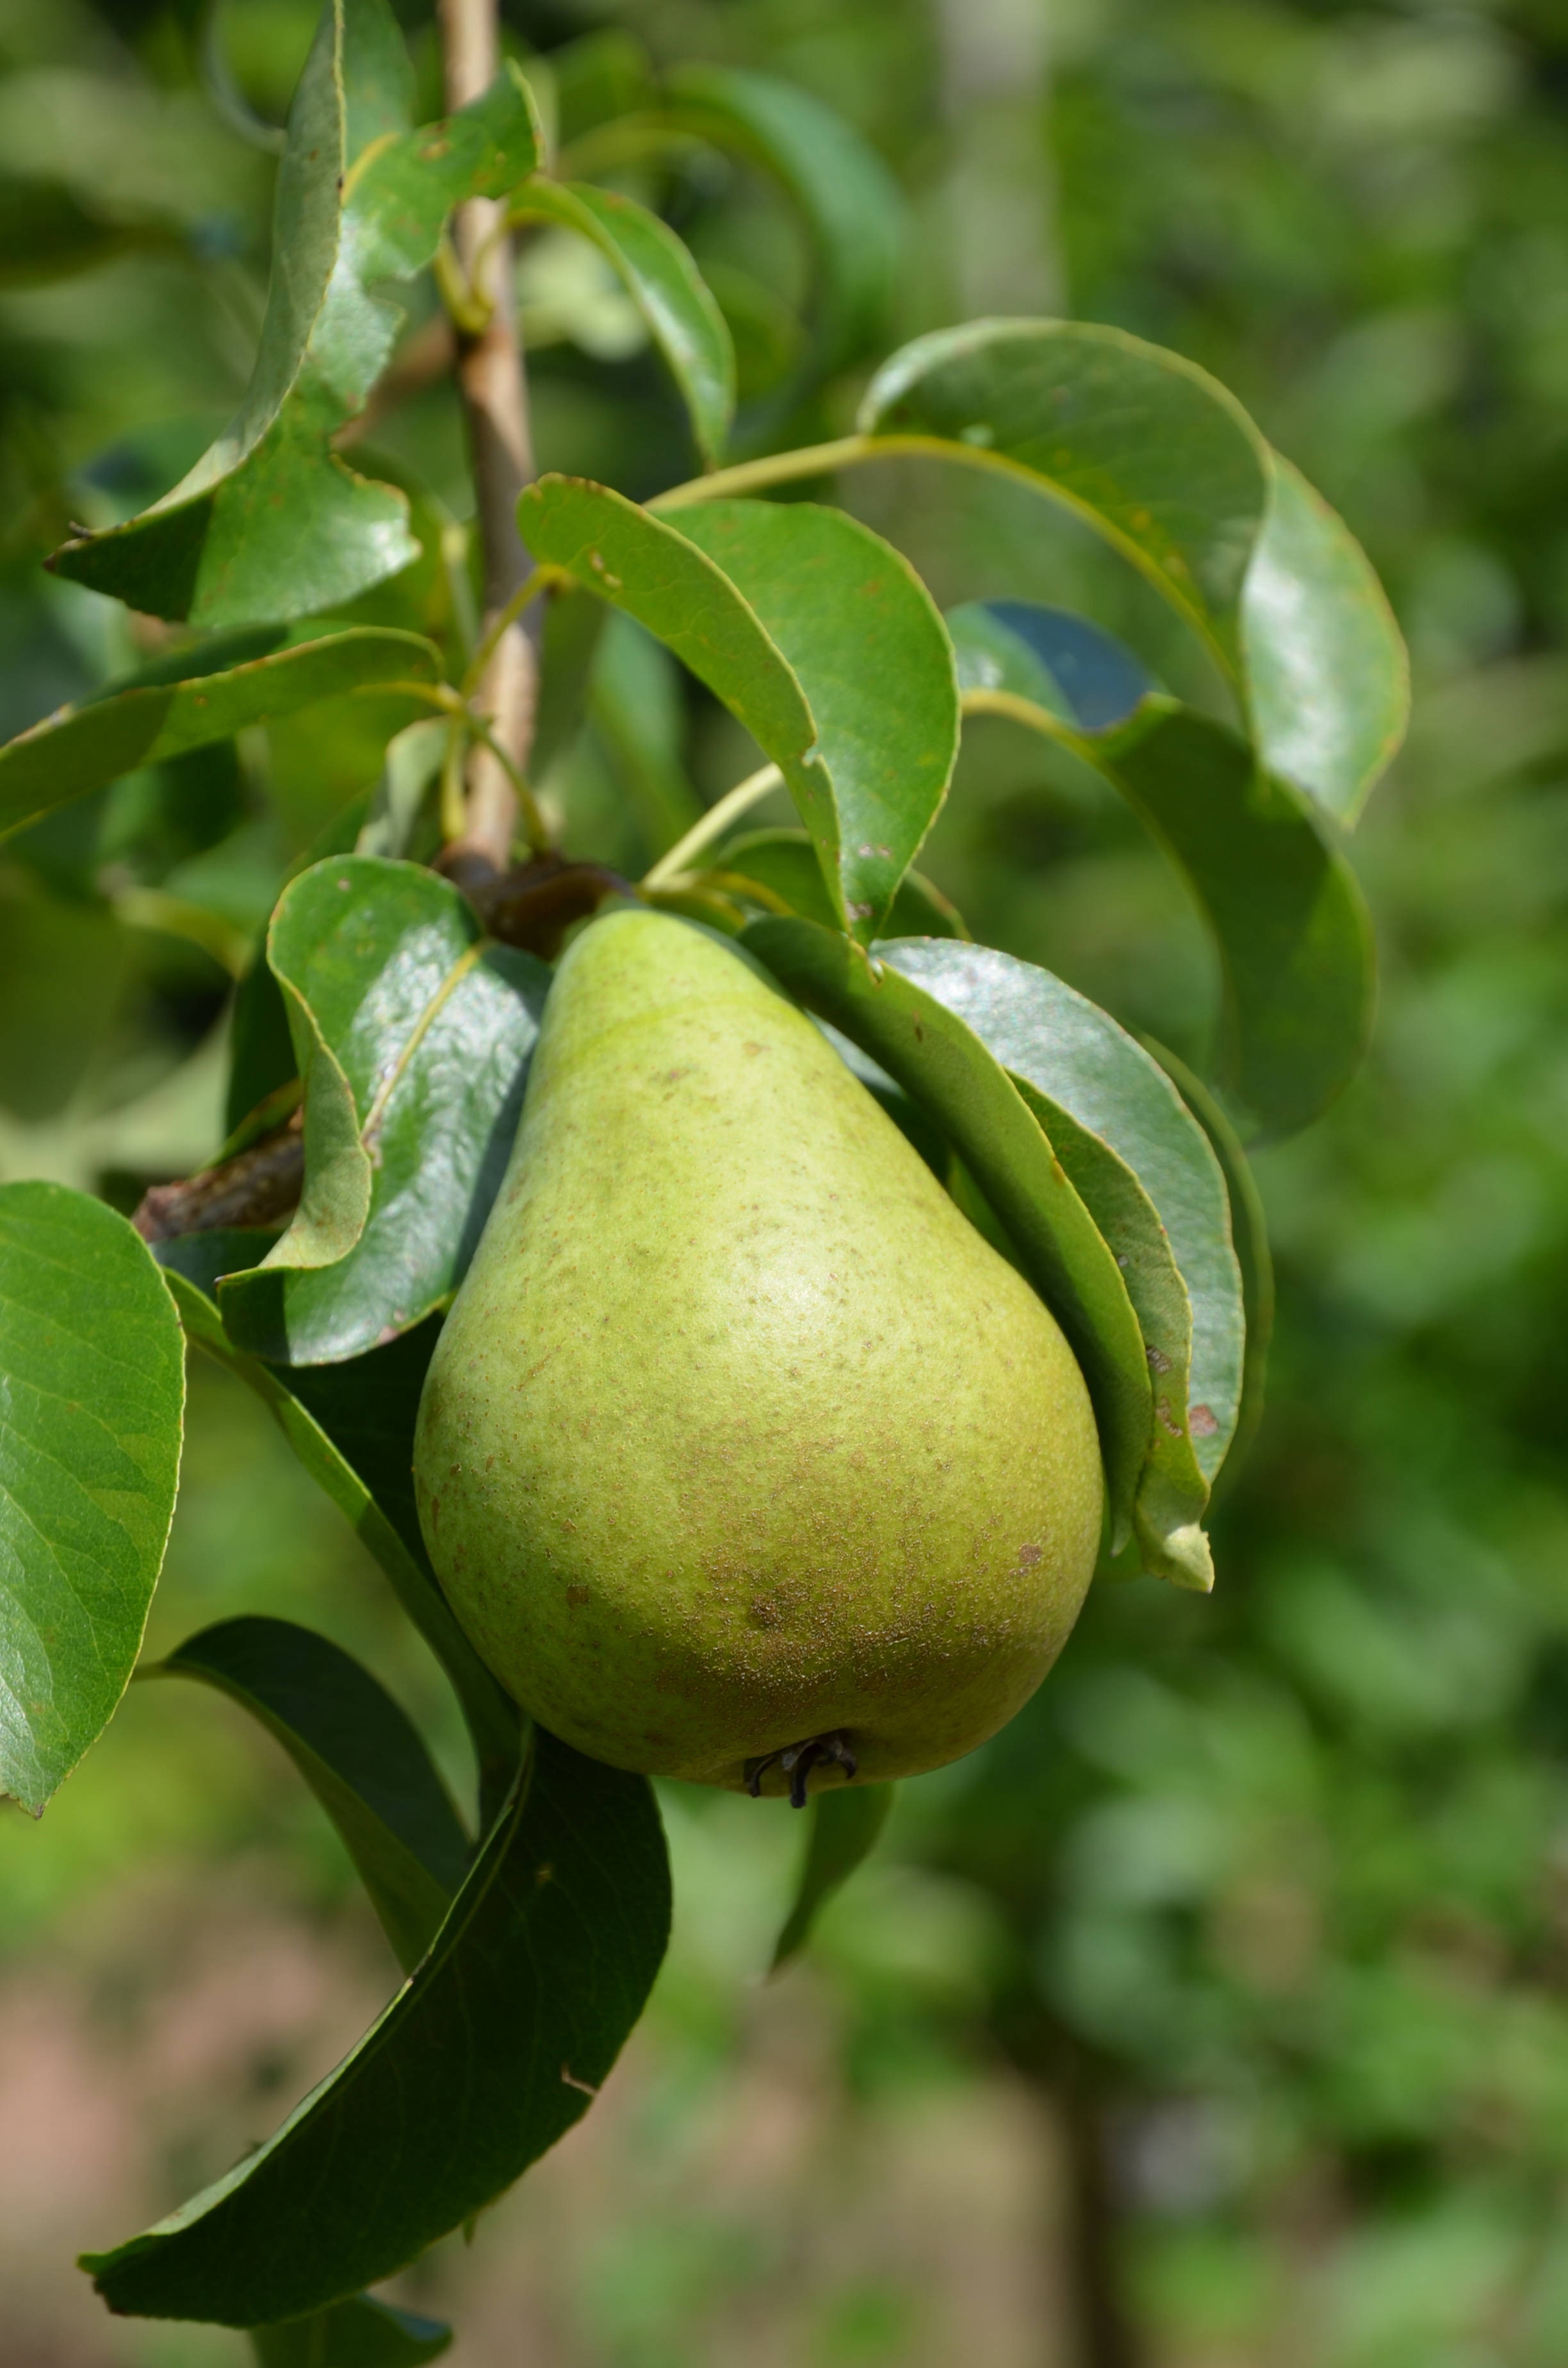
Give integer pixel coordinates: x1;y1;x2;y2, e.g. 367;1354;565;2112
413;909;1103;1800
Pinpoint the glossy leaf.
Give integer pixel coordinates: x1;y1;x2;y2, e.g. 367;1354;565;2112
0;626;441;841
51;0;539;624
523;477;958;937
742;915;1151;1545
1145;1040;1274;1496
946;599;1152;732
154;1253;520;1825
717;828;967;939
0;1183;184;1814
149;1616;468;1974
251;2296;452;2367
663;64;903;375
858;320;1408;818
84;1729;671;2326
771;1783;896;1972
862;320;1265;665
218;857;551;1365
947;602;1375;1137
878;941;1246;1588
512;179;734;466
225;791;380;1140
1241;452;1410;826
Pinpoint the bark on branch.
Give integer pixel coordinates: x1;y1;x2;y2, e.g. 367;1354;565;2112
437;0;543;880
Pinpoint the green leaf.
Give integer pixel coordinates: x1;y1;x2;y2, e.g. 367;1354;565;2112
521;478;958;938
218;857;551;1365
0;626;442;841
1144;1040;1273;1497
148;1616;467;1975
947;602;1375;1137
947;598;1152;730
878;941;1246;1590
84;1729;671;2326
862;320;1265;666
771;1782;896;1973
663;65;903;377
716;828;967;939
741;916;1151;1547
0;1183;185;1814
858;321;1408;818
252;2296;451;2367
512;179;734;466
50;0;539;624
1241;452;1410;826
154;1258;520;1826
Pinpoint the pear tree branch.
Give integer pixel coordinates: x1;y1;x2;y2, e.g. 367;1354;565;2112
436;0;545;881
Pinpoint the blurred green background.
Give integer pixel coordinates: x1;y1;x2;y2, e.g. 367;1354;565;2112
6;1;1568;2363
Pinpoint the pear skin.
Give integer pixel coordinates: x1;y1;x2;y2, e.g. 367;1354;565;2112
414;910;1102;1795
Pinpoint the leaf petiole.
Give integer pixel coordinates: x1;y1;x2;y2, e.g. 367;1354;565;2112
641;761;783;887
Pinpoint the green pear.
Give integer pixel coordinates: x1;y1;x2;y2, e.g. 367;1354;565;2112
414;909;1102;1798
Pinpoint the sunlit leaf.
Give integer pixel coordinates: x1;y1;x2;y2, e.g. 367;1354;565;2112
858;320;1408;816
217;857;550;1365
522;478;958;938
1241;452;1410;826
742;915;1150;1545
663;64;903;377
1144;1039;1273;1496
0;627;441;841
512;179;734;465
50;0;539;623
0;1183;184;1814
149;1616;468;1973
771;1782;896;1971
878;941;1246;1588
84;1730;670;2326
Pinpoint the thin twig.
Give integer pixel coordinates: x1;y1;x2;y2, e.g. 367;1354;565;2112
437;0;544;875
641;763;784;888
133;1111;304;1244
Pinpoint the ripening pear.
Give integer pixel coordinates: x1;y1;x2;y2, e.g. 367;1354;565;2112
413;909;1102;1799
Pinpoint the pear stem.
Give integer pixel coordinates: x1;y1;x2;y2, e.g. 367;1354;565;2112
641;763;784;889
746;1731;859;1807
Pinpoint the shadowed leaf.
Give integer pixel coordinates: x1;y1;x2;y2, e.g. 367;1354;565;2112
149;1616;468;1973
947;602;1374;1137
772;1782;897;1971
664;65;903;377
83;1730;670;2326
0;627;441;841
511;180;734;465
153;1254;520;1827
250;2294;451;2365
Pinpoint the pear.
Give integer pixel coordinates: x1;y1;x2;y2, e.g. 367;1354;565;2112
413;909;1102;1798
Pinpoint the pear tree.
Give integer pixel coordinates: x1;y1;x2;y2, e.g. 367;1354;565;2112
0;0;1407;2351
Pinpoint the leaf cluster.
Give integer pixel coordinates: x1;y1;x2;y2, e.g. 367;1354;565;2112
0;0;1409;2349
